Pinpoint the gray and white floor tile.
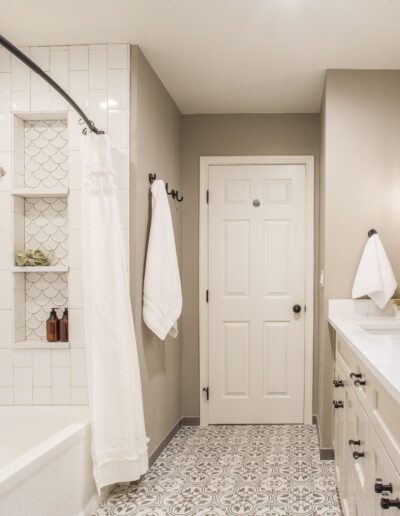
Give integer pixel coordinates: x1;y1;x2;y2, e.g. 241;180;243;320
93;424;342;516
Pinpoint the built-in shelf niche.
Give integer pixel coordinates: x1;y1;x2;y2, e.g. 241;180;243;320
12;112;70;349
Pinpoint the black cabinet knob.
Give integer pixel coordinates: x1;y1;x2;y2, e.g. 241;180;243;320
350;372;362;379
353;451;365;459
375;479;393;494
293;304;301;314
381;497;400;509
333;400;344;409
349;439;361;447
333;379;344;388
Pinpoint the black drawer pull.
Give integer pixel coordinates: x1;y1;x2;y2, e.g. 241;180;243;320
333;400;344;409
354;379;366;387
381;497;400;509
349;439;361;447
350;372;362;379
375;478;393;494
333;379;344;388
353;451;365;459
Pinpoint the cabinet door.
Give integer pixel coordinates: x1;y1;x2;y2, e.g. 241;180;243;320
334;361;348;499
370;425;400;515
345;387;372;515
345;469;368;516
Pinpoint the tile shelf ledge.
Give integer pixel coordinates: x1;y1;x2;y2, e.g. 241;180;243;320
14;340;70;349
12;265;69;273
12;188;69;198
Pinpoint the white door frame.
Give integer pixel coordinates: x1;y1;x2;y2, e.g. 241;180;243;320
199;155;314;426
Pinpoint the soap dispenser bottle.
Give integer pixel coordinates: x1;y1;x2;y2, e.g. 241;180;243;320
60;308;68;342
46;308;60;342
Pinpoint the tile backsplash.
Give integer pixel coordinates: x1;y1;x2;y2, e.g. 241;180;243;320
0;43;130;406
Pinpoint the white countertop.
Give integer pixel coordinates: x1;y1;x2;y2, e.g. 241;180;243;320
328;310;400;405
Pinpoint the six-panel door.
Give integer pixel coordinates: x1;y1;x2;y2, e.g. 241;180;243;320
208;164;306;424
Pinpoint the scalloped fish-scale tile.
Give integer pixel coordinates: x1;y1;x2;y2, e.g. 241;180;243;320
52;232;68;245
24;119;68;190
25;144;41;158
42;284;59;299
23;196;68;266
42;160;60;174
25;272;68;340
52;150;68;165
52;134;67;149
34;135;51;150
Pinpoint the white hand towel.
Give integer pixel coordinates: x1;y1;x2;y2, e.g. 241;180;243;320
352;233;397;309
143;180;182;340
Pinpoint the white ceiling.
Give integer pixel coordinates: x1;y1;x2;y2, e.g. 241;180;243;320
2;0;400;114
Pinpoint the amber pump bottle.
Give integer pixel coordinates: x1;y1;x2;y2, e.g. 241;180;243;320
46;308;60;342
60;308;68;343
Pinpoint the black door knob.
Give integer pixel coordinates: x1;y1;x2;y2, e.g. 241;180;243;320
293;305;301;314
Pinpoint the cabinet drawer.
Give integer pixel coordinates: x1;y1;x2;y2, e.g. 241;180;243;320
337;338;368;407
337;333;362;374
346;387;372;515
370;424;400;515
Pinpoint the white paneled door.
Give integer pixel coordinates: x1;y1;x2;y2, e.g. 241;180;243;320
207;163;307;424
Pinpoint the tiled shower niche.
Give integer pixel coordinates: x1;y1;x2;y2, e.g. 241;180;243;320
12;113;69;347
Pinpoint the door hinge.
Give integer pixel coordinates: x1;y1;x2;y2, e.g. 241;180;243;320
203;387;209;401
206;289;209;303
305;305;307;313
206;190;209;203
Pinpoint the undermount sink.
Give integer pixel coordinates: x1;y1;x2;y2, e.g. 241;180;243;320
359;322;400;336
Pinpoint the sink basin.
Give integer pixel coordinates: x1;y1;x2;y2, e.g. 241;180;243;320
359;322;400;336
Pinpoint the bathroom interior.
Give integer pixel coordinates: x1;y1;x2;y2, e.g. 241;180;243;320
1;1;400;515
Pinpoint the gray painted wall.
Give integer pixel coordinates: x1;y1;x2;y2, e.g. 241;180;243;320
130;46;183;455
318;70;400;448
181;114;321;417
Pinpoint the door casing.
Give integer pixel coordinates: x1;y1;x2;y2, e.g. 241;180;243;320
199;155;314;426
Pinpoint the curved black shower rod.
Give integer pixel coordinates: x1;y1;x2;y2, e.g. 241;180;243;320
0;33;104;135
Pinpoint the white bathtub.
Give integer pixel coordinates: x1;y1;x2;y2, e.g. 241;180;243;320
0;406;99;516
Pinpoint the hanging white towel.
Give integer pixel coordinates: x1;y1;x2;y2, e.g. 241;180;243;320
352;233;397;309
80;133;148;492
143;179;182;340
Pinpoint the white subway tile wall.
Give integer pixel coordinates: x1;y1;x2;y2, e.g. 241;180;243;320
0;44;130;405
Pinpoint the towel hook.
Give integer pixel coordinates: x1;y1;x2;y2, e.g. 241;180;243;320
368;229;377;238
149;173;157;184
165;183;174;196
175;192;184;202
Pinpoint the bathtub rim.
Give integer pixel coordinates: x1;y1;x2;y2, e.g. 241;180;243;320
0;406;91;498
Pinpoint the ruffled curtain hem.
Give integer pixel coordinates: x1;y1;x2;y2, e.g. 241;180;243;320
94;453;149;493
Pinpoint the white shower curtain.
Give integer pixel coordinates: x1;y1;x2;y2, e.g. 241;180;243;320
80;133;148;491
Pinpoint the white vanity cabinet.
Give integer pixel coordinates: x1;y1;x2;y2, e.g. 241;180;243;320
333;334;400;515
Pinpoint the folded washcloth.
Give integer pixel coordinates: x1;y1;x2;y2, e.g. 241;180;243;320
143;179;182;340
352;233;397;309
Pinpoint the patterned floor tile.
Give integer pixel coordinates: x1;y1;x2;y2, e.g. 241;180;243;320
93;425;342;516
